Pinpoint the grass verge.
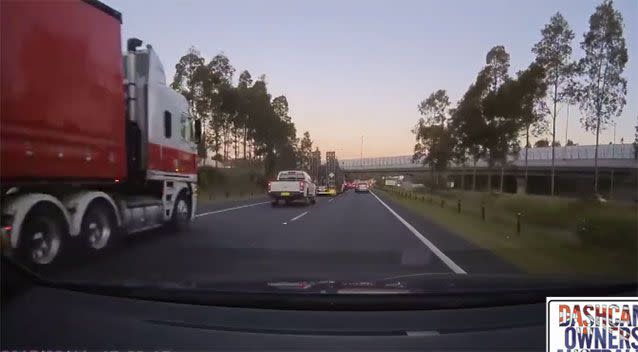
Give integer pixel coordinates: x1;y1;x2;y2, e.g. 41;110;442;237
198;166;266;204
377;187;637;280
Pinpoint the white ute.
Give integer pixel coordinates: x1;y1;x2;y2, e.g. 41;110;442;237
268;171;317;206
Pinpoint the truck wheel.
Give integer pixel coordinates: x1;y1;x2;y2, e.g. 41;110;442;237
170;191;192;232
19;203;67;267
271;199;279;207
311;196;316;204
81;202;116;252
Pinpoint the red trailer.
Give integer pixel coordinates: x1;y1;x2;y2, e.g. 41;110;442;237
1;0;199;267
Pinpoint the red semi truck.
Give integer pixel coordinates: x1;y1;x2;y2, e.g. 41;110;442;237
0;0;199;267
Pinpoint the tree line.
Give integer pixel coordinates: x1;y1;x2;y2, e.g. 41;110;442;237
170;48;317;175
413;0;628;194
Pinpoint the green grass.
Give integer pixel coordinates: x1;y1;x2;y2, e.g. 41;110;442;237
377;187;637;280
198;166;267;203
198;191;265;204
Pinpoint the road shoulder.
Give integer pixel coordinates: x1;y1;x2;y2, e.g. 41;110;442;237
373;190;520;274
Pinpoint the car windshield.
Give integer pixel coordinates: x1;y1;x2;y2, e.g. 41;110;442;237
278;172;304;181
1;0;636;301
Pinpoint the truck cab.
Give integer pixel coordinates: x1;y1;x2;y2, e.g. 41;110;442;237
124;41;198;183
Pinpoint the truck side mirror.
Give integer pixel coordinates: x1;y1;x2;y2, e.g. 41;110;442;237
127;38;143;52
194;119;202;144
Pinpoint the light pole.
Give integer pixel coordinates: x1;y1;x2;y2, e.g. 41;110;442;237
609;120;617;199
565;104;569;145
360;135;364;161
610;121;617;158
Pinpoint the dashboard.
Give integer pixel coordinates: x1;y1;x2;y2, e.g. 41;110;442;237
2;280;546;350
4;259;637;350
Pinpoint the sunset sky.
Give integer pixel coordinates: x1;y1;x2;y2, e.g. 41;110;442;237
105;0;637;160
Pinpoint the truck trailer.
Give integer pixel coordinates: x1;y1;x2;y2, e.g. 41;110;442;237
0;0;199;267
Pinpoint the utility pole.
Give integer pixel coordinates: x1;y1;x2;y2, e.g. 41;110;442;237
611;121;617;159
360;136;364;161
565;104;569;145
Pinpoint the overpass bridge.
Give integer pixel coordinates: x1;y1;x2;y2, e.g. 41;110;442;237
339;144;636;172
338;144;637;198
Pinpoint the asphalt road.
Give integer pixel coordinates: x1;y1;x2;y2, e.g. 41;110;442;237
47;190;517;284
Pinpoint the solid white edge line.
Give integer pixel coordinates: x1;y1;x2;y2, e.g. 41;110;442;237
370;191;467;274
289;211;309;222
195;201;271;218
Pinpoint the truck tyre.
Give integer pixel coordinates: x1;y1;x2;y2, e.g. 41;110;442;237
18;203;67;268
81;202;116;253
311;195;316;204
170;190;192;232
271;199;279;207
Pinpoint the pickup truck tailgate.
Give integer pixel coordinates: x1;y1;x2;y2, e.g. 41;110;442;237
270;181;301;192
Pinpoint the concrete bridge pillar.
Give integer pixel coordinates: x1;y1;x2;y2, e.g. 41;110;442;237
516;176;527;195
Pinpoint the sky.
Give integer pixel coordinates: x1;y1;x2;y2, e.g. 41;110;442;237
104;0;637;159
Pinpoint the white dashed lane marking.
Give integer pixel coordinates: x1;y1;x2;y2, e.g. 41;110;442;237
195;201;271;218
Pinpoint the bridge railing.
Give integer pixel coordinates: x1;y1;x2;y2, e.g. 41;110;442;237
339;144;637;170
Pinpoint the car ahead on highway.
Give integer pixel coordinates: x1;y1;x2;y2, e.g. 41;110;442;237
316;185;330;196
317;185;337;196
268;170;317;206
355;182;369;193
